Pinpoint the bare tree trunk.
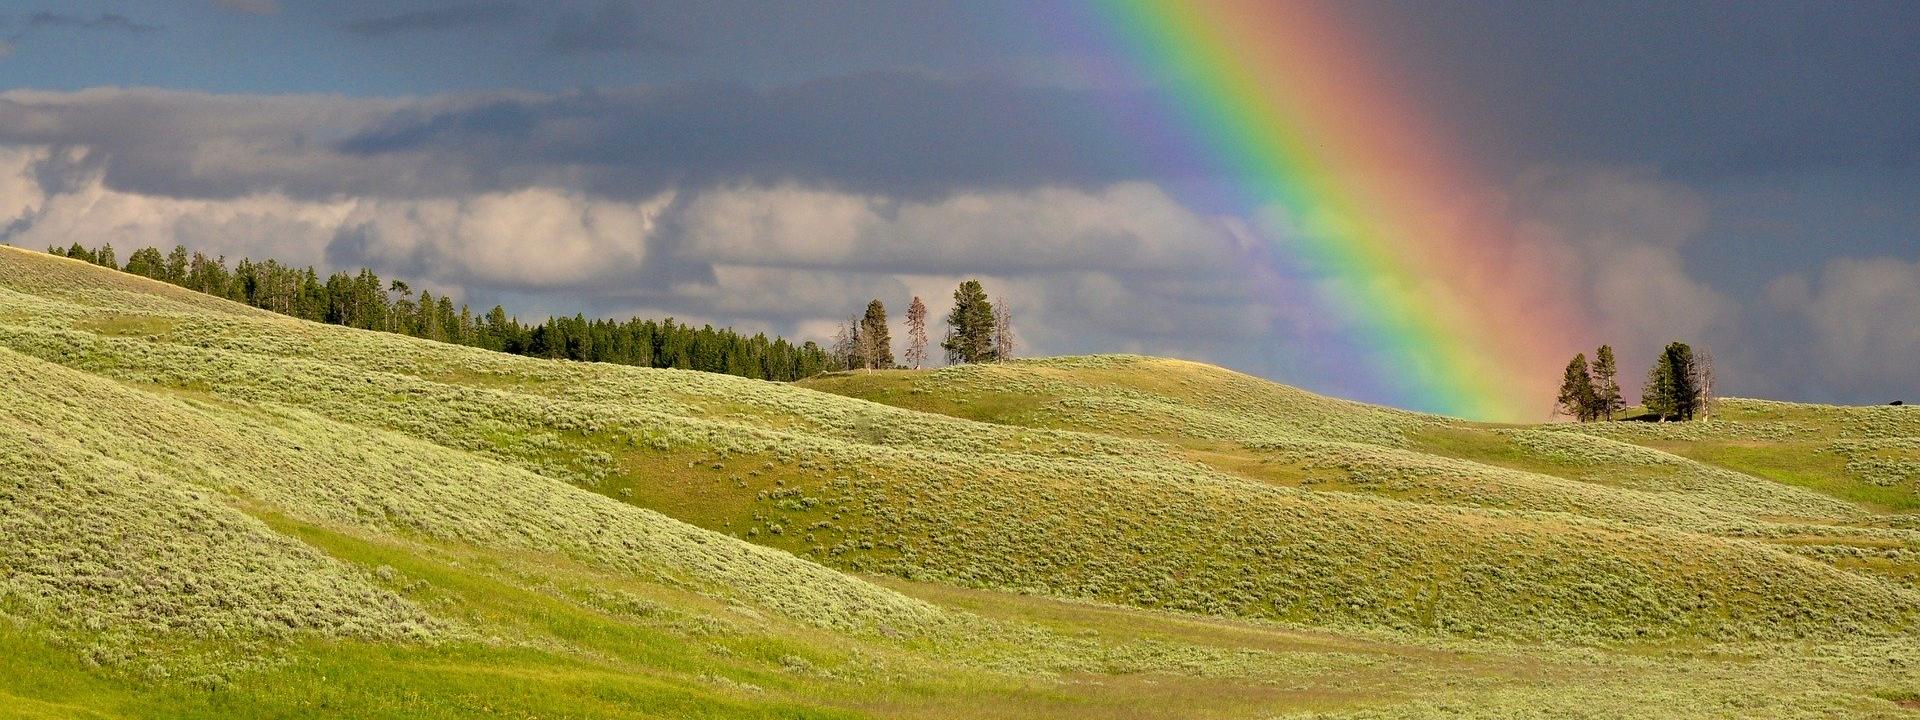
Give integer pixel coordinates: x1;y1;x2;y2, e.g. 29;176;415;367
831;317;857;371
992;296;1014;362
1698;348;1715;418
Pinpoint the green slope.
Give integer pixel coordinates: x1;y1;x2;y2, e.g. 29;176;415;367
4;245;1920;718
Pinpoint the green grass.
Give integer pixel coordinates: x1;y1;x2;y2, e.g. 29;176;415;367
5;245;1920;718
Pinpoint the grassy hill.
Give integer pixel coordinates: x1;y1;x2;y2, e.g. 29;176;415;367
4;244;1920;718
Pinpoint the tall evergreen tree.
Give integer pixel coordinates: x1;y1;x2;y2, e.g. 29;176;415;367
904;296;929;370
481;305;512;351
1557;353;1599;421
186;253;232;296
1643;352;1675;421
431;295;456;342
1666;342;1699;421
164;245;190;284
860;299;894;369
1591;344;1623;420
456;303;474;346
123;247;167;279
941;279;996;364
1641;341;1699;421
301;267;325;320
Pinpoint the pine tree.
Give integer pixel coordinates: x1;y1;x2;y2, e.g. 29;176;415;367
456;304;475;346
417;290;440;339
1641;342;1699;421
992;296;1014;362
1643;352;1675;421
1591;344;1623;421
1557;353;1599;421
904;296;929;370
941;279;996;364
481;305;512;351
860;299;894;369
164;245;190;285
123;247;167;279
1666;342;1699;421
301;267;325;321
855;319;876;370
432;295;456;342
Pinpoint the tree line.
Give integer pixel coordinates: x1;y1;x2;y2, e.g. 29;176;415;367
48;242;830;381
829;279;1015;371
1557;341;1714;422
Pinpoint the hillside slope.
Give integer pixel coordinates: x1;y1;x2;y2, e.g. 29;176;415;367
806;357;1920;552
4;245;1920;718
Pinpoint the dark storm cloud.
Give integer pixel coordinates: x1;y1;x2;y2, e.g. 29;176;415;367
343;3;526;37
213;0;280;15
0;73;1160;202
0;89;425;199
1346;0;1920;181
336;73;1161;198
546;1;681;55
25;12;161;34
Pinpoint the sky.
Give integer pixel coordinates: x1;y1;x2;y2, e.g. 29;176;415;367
0;0;1915;417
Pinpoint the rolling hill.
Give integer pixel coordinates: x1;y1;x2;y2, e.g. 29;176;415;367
3;244;1919;718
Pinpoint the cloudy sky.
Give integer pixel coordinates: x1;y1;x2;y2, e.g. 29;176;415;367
0;0;1915;414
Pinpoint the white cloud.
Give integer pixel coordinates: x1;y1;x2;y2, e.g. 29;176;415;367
0;147;50;221
334;188;673;290
1771;256;1920;399
1589;244;1733;351
3;157;353;265
673;182;1238;276
0;154;669;293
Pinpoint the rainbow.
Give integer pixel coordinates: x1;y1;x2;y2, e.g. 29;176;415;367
1067;0;1587;421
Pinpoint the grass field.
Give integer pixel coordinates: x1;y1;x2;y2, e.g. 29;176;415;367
4;244;1920;718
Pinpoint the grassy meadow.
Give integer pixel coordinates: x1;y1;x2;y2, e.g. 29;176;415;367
3;245;1920;718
